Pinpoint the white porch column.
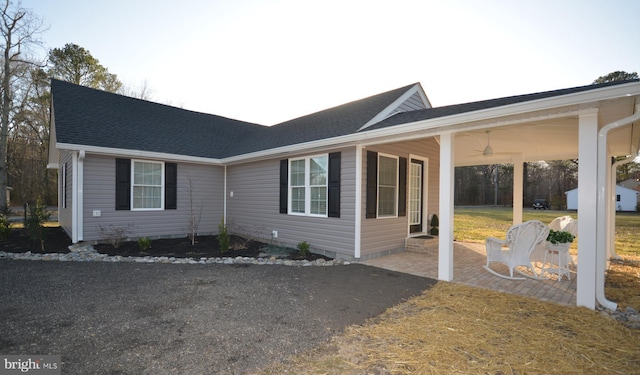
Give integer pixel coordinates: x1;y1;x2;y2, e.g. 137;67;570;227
512;156;524;225
577;110;598;309
71;151;79;243
438;132;455;281
354;145;363;259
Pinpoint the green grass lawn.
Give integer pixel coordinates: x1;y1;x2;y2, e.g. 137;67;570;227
454;206;640;257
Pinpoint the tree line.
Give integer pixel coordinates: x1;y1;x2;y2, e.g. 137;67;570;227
0;0;637;209
455;158;640;208
0;1;152;208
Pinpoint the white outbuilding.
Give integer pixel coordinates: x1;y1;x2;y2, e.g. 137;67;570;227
566;185;639;211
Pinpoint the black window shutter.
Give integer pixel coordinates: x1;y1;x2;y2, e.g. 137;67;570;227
115;158;131;210
165;162;177;209
279;159;288;214
327;152;341;218
366;151;378;219
398;157;407;217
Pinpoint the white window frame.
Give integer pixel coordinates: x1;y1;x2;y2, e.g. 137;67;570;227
288;154;328;217
131;159;165;211
377;153;398;218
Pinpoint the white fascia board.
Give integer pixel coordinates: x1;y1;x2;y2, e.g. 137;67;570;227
221;136;363;164
48;104;59;167
55;143;223;165
416;83;432;109
362;81;640;138
223;82;640;164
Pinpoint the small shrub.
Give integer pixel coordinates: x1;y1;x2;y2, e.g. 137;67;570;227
138;237;152;251
99;224;133;249
297;241;310;256
0;215;10;240
218;218;230;253
24;201;50;251
430;214;439;236
0;205;10;240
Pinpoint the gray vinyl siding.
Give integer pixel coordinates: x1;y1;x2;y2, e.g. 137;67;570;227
82;154;223;242
226;147;356;259
58;151;73;237
388;91;428;118
360;137;440;258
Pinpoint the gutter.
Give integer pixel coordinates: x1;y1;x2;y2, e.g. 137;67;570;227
596;109;640;310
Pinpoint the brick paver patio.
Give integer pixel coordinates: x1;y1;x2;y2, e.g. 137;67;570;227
362;241;577;306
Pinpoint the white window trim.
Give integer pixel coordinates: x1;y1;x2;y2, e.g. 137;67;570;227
131;159;165;211
377;153;398;219
288;154;328;217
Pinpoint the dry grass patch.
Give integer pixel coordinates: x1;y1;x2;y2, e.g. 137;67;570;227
606;256;640;311
257;282;640;375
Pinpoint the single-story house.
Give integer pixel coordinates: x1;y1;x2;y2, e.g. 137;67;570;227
566;185;639;211
619;178;640;206
48;78;640;310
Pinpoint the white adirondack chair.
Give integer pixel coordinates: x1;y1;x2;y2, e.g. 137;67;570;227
484;220;550;280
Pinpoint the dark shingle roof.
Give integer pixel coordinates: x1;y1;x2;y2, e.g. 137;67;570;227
52;80;417;158
52;79;268;159
52;79;638;159
365;79;639;131
222;83;417;155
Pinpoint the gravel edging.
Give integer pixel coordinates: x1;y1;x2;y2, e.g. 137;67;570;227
0;243;350;266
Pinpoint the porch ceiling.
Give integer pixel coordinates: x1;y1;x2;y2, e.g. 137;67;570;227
453;96;640;167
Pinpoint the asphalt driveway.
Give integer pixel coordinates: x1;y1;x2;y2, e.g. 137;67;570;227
0;260;434;374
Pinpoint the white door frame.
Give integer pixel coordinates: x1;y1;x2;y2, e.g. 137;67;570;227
408;154;429;236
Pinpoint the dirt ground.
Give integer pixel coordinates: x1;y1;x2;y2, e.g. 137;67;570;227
0;253;434;374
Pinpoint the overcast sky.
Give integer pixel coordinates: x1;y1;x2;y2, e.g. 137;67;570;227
22;0;640;125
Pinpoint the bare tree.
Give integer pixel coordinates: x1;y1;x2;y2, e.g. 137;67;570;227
185;176;203;245
0;0;44;206
119;79;155;100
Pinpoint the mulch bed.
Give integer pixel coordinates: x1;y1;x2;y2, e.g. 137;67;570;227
1;227;331;261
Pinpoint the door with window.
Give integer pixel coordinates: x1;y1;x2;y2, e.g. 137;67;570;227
409;159;425;233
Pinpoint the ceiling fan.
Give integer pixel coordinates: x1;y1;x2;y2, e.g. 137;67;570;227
471;130;520;158
482;130;494;156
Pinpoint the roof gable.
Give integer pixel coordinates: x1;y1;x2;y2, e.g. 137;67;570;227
358;83;430;130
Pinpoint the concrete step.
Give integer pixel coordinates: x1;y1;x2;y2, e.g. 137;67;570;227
405;235;438;254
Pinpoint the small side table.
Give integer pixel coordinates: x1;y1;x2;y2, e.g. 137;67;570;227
541;242;571;281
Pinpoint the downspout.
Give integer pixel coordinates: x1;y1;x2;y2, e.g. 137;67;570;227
223;165;227;226
597;109;640;310
77;150;85;242
609;156;635;260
